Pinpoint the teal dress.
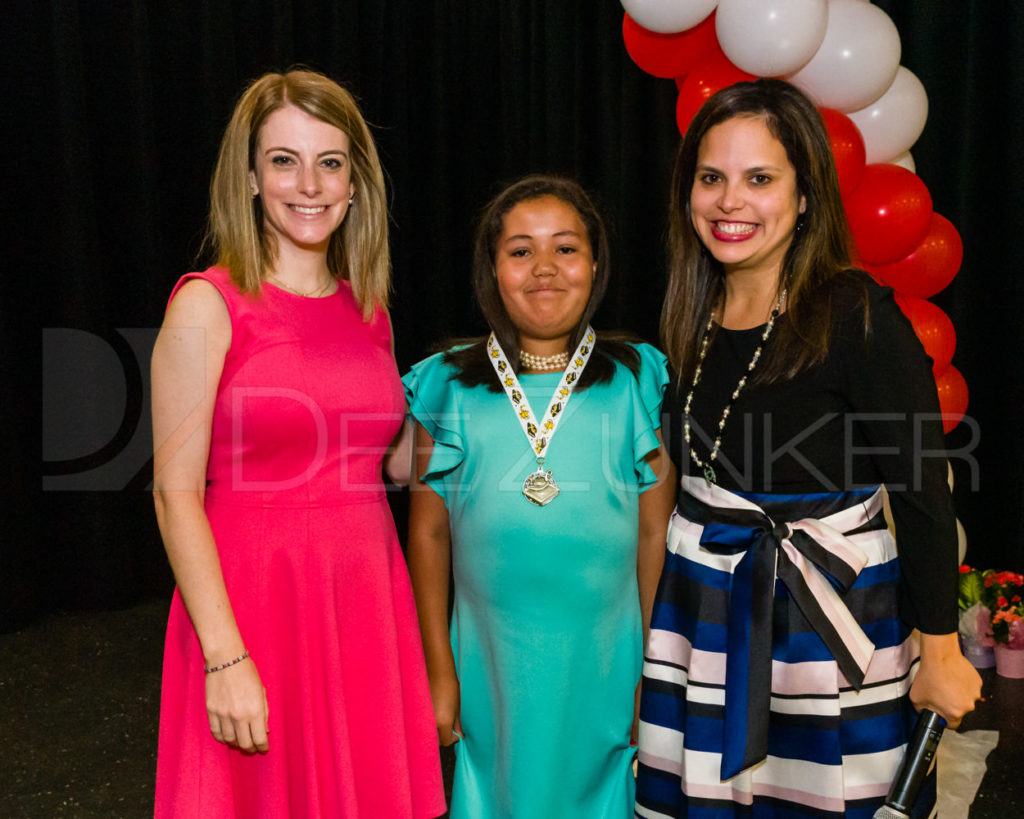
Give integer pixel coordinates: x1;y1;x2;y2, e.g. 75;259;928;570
403;343;668;819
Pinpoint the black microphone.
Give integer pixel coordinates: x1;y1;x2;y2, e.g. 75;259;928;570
873;709;946;819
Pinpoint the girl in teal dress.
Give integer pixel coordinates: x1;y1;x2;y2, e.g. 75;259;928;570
403;176;676;818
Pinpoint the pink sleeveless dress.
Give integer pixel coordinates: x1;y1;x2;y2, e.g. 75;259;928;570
154;267;444;818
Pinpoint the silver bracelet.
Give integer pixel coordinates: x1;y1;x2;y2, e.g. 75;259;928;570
204;649;249;674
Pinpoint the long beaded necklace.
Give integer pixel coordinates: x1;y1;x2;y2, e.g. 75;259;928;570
684;288;787;486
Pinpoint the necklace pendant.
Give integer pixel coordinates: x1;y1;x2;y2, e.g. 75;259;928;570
702;464;717;487
522;467;559;506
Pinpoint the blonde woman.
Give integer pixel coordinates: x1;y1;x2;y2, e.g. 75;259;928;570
151;70;444;817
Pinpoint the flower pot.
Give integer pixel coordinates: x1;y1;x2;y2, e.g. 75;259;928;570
961;639;995;669
994;645;1024;678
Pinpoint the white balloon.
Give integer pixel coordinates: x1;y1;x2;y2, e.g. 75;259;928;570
957;518;967;564
847;66;928;163
888;151;915;172
716;0;828;77
620;0;719;34
785;0;901;112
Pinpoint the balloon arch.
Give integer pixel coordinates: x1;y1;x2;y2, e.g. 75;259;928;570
622;0;967;433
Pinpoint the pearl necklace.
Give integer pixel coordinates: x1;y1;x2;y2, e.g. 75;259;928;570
684;288;787;486
267;274;334;298
519;349;569;371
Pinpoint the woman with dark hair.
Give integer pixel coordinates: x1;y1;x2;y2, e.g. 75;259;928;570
635;79;980;818
151;70;444;817
405;175;676;818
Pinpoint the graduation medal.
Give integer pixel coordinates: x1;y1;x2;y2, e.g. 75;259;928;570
486;327;595;507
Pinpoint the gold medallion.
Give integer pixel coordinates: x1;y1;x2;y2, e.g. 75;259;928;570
522;468;559;506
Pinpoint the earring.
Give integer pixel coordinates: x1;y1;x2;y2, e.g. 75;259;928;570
251;188;259;198
348;196;354;205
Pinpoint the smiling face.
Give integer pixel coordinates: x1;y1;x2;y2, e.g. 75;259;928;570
690;115;806;281
494;195;596;355
249;105;355;259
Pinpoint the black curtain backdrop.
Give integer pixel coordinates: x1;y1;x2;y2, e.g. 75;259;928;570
3;1;1022;629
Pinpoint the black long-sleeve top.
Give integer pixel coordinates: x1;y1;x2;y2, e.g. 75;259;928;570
664;273;959;634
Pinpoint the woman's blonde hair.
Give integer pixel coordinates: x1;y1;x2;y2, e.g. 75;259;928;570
206;69;389;318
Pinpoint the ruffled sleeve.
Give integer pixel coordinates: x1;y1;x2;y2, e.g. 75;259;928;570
629;343;670;492
402;351;467;496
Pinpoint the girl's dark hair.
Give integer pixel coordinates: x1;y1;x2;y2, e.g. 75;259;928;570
446;174;638;390
661;77;867;386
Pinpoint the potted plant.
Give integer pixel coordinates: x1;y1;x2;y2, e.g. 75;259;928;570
983;570;1024;677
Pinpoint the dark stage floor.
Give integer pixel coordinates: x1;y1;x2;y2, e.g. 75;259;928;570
1;599;1020;817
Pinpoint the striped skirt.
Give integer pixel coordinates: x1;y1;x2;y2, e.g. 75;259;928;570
635;477;919;819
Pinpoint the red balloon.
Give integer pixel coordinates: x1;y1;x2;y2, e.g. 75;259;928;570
934;365;968;433
864;213;963;299
894;295;956;373
676;51;757;136
622;12;719;80
818;107;866;198
845;164;933;265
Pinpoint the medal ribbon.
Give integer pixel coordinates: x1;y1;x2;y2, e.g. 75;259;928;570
486;326;595;461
